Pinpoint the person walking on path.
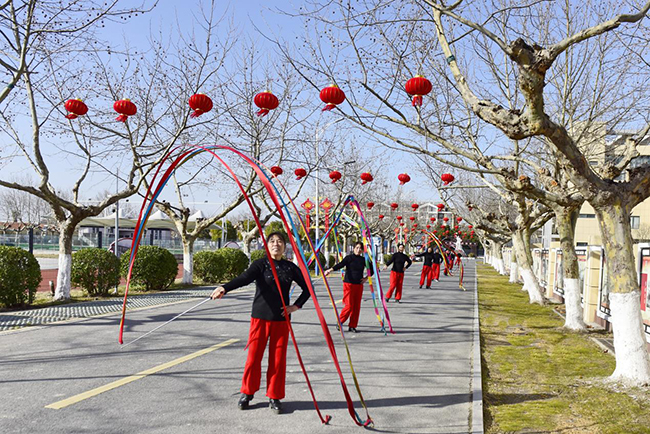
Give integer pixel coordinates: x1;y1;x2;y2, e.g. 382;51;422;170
324;241;372;333
431;248;444;283
415;246;435;288
210;232;311;415
383;243;412;303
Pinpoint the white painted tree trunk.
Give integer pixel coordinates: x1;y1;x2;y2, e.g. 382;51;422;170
563;278;586;331
513;231;544;304
518;267;527;291
182;239;194;284
54;223;75;300
609;291;650;386
509;262;518;283
495;258;506;275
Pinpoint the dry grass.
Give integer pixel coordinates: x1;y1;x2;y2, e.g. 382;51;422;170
478;263;650;434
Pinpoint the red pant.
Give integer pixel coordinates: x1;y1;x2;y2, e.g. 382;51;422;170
340;282;363;328
386;271;405;300
430;263;441;281
420;265;432;287
241;318;289;400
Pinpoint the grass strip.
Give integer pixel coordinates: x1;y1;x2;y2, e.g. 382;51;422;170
478;263;650;434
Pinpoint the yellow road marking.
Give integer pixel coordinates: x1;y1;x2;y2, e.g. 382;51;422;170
45;338;239;410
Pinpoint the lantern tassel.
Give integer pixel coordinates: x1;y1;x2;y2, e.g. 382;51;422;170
411;95;423;107
115;114;128;122
322;104;336;112
361;180;367;185
65;114;78;120
256;109;269;117
190;110;203;118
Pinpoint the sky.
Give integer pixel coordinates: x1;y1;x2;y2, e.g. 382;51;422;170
1;0;438;220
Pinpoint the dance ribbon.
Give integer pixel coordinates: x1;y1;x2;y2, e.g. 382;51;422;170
421;230;465;288
119;144;373;427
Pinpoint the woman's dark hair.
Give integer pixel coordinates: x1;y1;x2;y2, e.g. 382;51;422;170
267;231;287;245
397;243;404;248
353;241;364;249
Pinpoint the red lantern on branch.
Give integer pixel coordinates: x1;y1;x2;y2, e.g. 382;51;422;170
270;166;283;176
469;225;473;229
443;217;449;222
457;217;463;223
441;173;455;185
426;224;431;229
430;217;436;222
254;91;279;117
188;93;213;118
64;99;88;119
437;203;445;211
378;214;384;220
411;203;419;211
329;170;342;183
390;203;399;210
400;222;405;227
396;215;403;221
294;168;307;180
409;216;415;221
454;225;459;230
367;202;375;210
405;75;433;107
413;223;418;228
360;172;373;184
320;84;346;111
114;99;137;122
398;173;411;185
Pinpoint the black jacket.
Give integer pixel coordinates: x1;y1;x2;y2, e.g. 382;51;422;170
432;252;444;264
386;252;412;273
415;251;434;266
332;253;373;284
223;258;311;321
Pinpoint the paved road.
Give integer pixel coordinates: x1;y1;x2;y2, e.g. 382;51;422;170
0;261;480;434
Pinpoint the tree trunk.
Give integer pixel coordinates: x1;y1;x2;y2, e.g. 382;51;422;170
182;237;195;284
513;229;544;304
556;207;587;331
509;235;518;283
54;221;76;300
595;203;650;386
493;241;506;275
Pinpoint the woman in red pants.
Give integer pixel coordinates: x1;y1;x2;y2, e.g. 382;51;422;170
324;241;372;333
415;246;435;288
383;243;412;302
211;232;311;414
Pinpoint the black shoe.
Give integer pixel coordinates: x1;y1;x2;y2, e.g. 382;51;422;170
348;327;358;333
269;398;282;414
397;300;401;303
385;298;390;303
335;324;340;331
238;393;253;410
419;285;422;289
426;286;431;289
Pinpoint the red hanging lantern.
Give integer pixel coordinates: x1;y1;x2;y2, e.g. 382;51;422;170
405;75;433;107
301;199;314;231
360;172;373;184
367;201;375;210
413;223;418;228
443;217;449;222
270;166;283;176
468;206;473;211
319;84;346;111
409;216;415;221
378;214;384;220
426;224;431;229
294;168;307;180
114;99;137;122
430;217;436;222
411;203;419;211
441;173;455;185
457;217;463;223
454;225;459;230
400;222;405;227
188;93;213;118
433;230;437;234
254;91;279;117
469;225;473;229
329;171;342;183
390;203;399;210
397;215;403;221
404;227;409;233
398;173;411;185
437;203;445;210
64;99;88;119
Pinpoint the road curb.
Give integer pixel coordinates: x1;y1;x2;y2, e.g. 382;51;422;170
470;260;484;433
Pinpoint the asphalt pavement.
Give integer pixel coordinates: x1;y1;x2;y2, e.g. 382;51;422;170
0;261;481;434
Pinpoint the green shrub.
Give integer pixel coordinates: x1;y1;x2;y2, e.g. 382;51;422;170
71;248;120;296
193;251;226;283
468;252;476;258
0;246;41;307
121;246;178;291
308;252;326;271
250;249;267;262
383;254;392;265
215;248;248;280
328;254;337;268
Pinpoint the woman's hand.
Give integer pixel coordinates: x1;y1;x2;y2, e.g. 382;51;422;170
324;268;332;276
282;305;300;316
210;286;226;300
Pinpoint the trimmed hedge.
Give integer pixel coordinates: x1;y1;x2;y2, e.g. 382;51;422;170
216;248;248;280
71;248;120;296
0;246;41;308
194;248;249;283
120;246;178;291
249;249;267;262
328;254;337;268
308;252;326;271
383;253;392;265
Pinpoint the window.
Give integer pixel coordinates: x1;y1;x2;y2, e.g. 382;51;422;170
631;216;640;229
579;214;596;219
576;242;588;247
